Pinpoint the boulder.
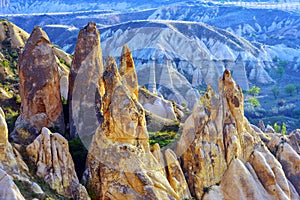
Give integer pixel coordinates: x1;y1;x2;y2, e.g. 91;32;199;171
17;26;64;135
139;87;177;120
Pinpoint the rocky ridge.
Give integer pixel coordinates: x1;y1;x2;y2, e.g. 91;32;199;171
100;20;275;108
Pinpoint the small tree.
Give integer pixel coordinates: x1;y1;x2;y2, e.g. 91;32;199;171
271;86;280;99
273;123;281;133
247;86;260;96
281;123;287;135
284;84;296;96
276;66;285;78
248;97;260;107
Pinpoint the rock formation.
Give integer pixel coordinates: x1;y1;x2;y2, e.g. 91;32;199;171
176;70;300;200
100;21;276;108
0;107;28;176
68;22;104;138
86;56;190;200
26;127;90;199
17;26;64;136
120;44;139;100
139;87;179;121
0;168;25;200
0;20;29;51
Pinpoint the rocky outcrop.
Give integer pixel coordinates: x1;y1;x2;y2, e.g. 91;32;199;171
17;26;64;136
68;22;104;138
176;70;299;199
266;132;300;195
86;56;182;200
120;44;139;100
0;20;29;51
26;127;90;199
139;87;178;121
0;168;25;200
0;107;29;176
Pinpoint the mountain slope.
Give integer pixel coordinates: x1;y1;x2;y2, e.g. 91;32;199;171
100;20;275;108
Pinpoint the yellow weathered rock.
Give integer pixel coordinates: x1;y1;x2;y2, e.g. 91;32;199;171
26;127;90;199
177;70;300;199
86;56;180;200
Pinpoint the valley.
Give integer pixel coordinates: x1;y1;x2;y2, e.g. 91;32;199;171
0;1;299;200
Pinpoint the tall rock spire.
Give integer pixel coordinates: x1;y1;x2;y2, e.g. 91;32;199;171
68;22;104;138
119;44;139;100
17;26;64;134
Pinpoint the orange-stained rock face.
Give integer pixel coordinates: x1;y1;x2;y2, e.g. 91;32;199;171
18;26;64;132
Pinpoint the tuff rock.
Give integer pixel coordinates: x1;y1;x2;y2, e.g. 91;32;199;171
17;26;64;137
68;22;104;138
26;127;90;199
86;56;182;200
0;107;28;176
176;70;300;199
0;168;25;200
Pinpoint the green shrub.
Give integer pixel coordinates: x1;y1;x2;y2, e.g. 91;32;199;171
273;123;281;133
281;122;287;135
149;131;179;147
284;84;296;96
247;86;260;96
271;86;280;99
248;97;260;107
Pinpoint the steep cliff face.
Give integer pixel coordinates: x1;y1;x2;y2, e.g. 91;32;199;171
16;26;64;137
68;22;104;139
176;70;300;200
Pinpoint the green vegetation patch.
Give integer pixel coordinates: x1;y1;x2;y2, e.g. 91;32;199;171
69;138;88;181
149;131;180;147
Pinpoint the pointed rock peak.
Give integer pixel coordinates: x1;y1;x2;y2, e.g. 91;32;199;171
120;44;135;76
222;69;232;81
71;21;101;70
119;44;139;99
104;56;119;75
85;22;97;33
103;56;120;90
27;26;50;46
199;84;218;110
